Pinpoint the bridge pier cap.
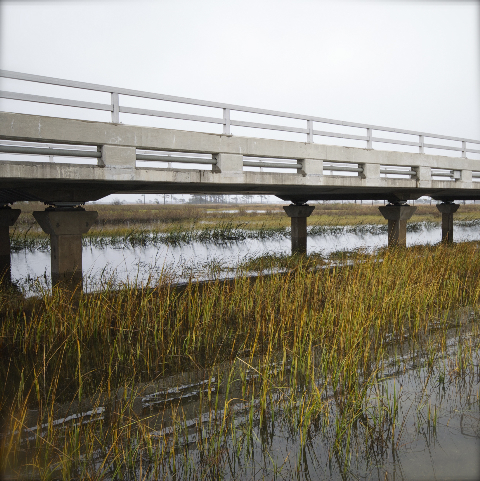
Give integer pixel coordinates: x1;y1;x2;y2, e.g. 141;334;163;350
33;206;98;290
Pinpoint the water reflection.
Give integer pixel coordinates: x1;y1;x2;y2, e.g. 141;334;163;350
11;222;480;291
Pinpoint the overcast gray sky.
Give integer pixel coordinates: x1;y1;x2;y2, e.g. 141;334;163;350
1;0;479;138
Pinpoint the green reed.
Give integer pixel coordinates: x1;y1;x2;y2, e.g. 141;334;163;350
1;243;480;479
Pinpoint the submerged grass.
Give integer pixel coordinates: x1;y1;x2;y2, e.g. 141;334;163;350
10;202;480;252
1;243;480;479
9;219;480;253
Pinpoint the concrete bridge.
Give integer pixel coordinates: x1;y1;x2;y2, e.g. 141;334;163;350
1;70;480;288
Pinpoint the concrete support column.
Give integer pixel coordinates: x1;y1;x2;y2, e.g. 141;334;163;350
378;204;417;247
0;206;21;284
283;204;315;254
33;208;98;290
436;202;459;243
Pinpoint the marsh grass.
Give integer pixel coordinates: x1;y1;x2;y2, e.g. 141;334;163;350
9;219;480;254
10;202;480;252
1;244;480;479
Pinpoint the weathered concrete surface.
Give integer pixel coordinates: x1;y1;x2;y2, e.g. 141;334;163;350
378;205;417;247
212;153;243;173
1;112;480;203
436;203;460;243
33;209;98;289
0;207;20;283
283;205;315;254
99;145;136;168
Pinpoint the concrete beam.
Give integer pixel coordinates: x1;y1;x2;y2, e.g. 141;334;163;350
378;204;416;247
436;202;459;243
33;208;98;290
0;207;21;284
283;204;315;254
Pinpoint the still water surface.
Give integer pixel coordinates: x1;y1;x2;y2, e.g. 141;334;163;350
7;222;480;479
11;222;480;290
17;312;480;480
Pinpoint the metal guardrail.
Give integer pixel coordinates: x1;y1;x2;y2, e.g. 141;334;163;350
380;168;416;176
3;143;480;182
0;145;101;158
1;70;480;158
136;153;216;165
0;144;354;172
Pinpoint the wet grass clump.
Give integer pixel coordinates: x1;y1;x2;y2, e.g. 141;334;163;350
238;252;325;272
1;243;480;479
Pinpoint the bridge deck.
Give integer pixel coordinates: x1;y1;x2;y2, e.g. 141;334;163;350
1;112;480;204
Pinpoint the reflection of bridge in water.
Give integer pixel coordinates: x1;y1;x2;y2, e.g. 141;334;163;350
1;70;480;288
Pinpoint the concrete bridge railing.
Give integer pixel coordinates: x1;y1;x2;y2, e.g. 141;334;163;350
1;70;480;158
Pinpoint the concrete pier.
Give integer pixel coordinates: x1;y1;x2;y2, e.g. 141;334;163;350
283;204;315;254
436;202;459;243
0;206;21;284
378;204;417;247
33;207;98;290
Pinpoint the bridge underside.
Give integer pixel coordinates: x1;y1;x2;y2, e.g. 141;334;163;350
2;180;480;205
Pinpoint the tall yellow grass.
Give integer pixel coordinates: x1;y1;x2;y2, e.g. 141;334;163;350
1;243;479;479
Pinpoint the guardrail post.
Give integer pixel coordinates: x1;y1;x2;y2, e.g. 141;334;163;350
299;158;323;177
360;163;379;185
461;141;467;158
98;145;136;168
419;135;424;154
456;169;472;187
223;108;231;135
0;206;21;285
111;92;119;123
212;153;243;174
366;128;373;149
414;166;431;188
307;120;314;143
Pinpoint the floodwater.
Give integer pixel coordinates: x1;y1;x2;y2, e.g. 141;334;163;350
11;221;480;291
5;222;480;479
16;310;480;480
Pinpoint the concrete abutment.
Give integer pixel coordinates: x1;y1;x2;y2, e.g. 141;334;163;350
283;204;315;254
33;208;98;290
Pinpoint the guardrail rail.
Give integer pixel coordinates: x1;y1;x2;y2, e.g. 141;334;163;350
1;70;480;160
